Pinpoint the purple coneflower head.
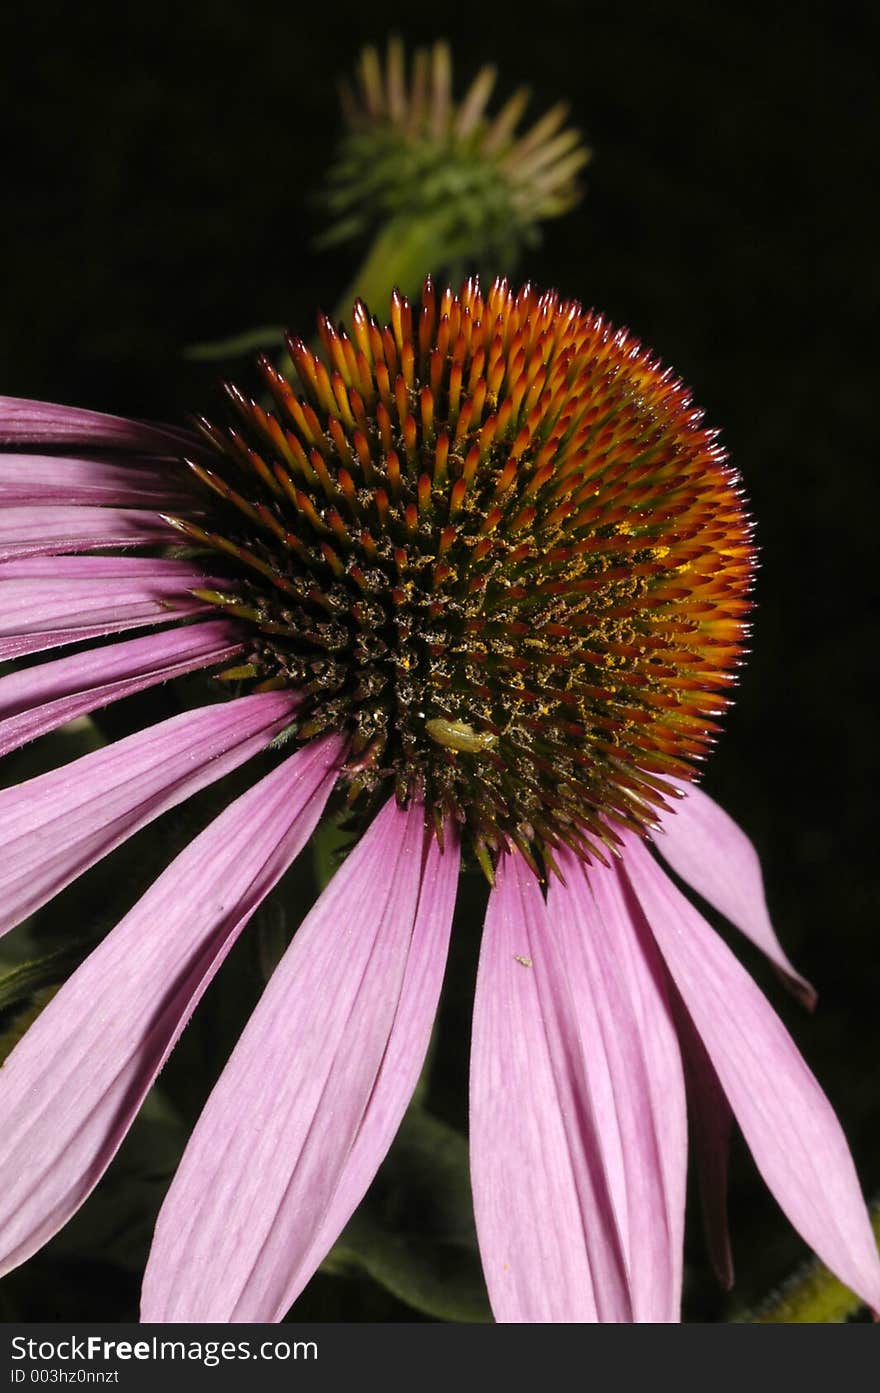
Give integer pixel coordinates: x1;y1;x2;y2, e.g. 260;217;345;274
168;277;754;876
0;278;876;1323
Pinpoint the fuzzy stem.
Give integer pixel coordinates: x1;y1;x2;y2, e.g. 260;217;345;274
742;1200;880;1322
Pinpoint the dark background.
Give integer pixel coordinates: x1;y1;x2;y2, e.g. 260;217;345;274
0;0;876;1322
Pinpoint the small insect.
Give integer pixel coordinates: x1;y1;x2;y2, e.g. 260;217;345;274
513;954;533;968
425;717;498;754
268;721;301;751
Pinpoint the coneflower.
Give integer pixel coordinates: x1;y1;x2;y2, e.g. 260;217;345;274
324;38;589;316
0;278;876;1323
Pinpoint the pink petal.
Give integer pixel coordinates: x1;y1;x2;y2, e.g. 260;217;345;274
546;848;688;1321
0;689;300;937
0;505;173;559
0;555;216;659
294;822;460;1292
0;394;198;455
0;453;192;508
654;781;816;1008
0;735;344;1278
470;852;632;1322
0;620;243;758
623;836;880;1312
142;799;459;1323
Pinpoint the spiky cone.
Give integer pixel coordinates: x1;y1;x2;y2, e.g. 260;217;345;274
170;275;754;881
324;38;590;319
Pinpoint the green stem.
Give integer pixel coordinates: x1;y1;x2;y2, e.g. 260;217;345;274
331;215;453;324
273;213;463;383
743;1200;880;1322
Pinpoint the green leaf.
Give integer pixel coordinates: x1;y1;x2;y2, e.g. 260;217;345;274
183;325;286;362
253;896;291;984
253;847;320;983
320;1105;491;1323
311;811;354;891
47;1100;188;1273
0;986;58;1067
0;938;100;1014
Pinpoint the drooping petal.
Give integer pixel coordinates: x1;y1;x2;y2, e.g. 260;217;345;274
0;504;174;560
654;781;816;1008
142;799;459;1323
0;555;216;659
545;848;688;1321
0;735;344;1279
668;990;735;1290
470;852;632;1323
623;836;880;1312
0;453;192;508
0;394;199;456
0;620;243;758
0;689;300;937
